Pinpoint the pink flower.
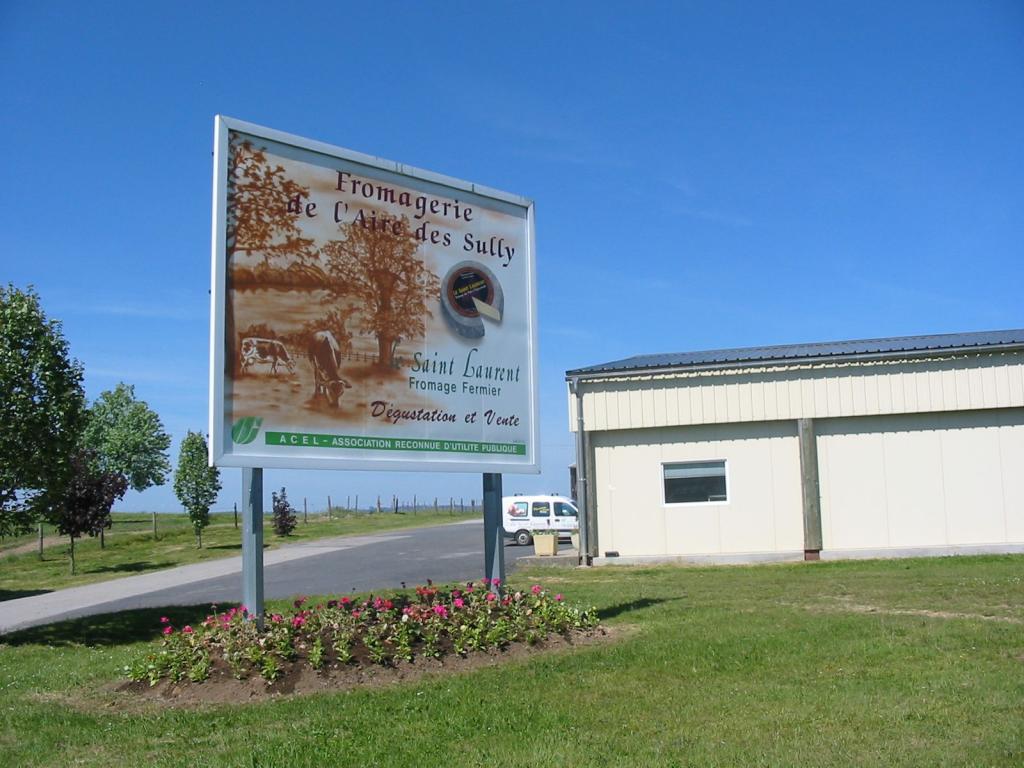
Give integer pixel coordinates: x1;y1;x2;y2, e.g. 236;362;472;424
292;615;306;628
486;592;496;602
162;626;173;635
270;614;283;623
492;578;501;587
481;577;491;586
160;616;170;624
373;597;384;610
531;584;542;595
453;598;465;609
182;625;194;634
340;597;351;605
555;594;564;602
294;596;307;609
432;605;448;618
351;610;361;619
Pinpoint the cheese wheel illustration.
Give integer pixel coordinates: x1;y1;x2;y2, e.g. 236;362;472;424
440;261;504;339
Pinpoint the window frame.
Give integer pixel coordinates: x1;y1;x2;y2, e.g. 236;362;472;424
661;459;730;507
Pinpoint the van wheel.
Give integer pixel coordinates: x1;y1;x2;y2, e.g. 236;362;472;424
515;530;532;547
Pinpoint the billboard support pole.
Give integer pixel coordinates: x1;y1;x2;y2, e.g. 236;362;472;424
242;467;265;627
482;473;505;592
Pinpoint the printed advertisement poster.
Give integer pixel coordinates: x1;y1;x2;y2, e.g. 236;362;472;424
209;117;539;472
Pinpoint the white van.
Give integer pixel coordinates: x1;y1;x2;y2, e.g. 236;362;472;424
502;494;578;546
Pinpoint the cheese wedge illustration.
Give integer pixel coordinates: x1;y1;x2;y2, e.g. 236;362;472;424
472;296;502;322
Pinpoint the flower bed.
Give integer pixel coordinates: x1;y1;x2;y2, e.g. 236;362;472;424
126;579;599;686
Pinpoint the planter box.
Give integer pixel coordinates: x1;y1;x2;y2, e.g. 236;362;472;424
570;531;580;550
533;533;558;556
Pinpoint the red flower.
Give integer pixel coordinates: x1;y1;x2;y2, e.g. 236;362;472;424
183;625;194;634
162;626;173;636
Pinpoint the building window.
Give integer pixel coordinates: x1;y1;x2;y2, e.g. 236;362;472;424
663;461;727;504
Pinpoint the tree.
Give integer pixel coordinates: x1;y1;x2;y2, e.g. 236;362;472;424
271;487;297;537
173;431;221;548
82;383;171;494
0;285;86;536
226;138;314;265
51;449;127;574
321;218;440;366
225;138;315;377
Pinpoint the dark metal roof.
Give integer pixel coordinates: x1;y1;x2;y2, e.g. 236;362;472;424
566;329;1024;378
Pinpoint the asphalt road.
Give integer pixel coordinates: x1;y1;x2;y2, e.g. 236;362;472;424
80;520;566;613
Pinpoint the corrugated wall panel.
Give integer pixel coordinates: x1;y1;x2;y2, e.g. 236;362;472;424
575;353;1024;432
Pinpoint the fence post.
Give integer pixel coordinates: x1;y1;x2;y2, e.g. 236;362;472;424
303;497;308;524
376;495;381;514
449;497;453;515
327;495;333;519
152;510;157;540
461;497;465;514
355;494;359;513
38;522;44;559
233;502;238;529
413;494;417;515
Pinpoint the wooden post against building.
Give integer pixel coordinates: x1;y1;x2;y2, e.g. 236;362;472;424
798;418;823;560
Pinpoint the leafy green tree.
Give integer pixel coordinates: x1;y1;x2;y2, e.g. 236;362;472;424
173;431;221;548
0;285;86;536
51;449;127;574
271;487;297;537
83;383;171;493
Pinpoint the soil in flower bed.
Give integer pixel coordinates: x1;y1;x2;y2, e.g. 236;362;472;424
114;626;616;706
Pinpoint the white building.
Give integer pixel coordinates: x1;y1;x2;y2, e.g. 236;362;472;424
567;330;1024;564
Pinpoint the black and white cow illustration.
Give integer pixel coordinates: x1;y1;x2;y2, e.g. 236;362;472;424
308;330;352;407
240;337;294;375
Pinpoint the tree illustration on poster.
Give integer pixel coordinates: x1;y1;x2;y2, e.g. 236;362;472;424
226;139;313;264
224;139;315;374
321;217;440;367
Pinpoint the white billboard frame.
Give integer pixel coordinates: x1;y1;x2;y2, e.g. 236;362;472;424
209;115;540;474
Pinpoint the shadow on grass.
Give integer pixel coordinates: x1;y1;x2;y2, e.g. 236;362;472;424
86;561;176;575
2;604;219;647
0;588;53;602
207;544;243;551
597;597;677;621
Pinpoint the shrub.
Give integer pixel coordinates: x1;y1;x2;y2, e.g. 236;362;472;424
271;487;297;537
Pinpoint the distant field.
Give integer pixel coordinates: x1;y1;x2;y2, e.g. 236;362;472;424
0;555;1021;767
0;508;480;598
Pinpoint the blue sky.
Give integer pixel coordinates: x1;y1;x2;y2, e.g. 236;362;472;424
2;2;1022;512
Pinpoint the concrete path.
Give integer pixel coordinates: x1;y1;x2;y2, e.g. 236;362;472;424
0;523;457;636
0;520;568;636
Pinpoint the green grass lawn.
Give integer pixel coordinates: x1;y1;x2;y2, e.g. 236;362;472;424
0;509;480;598
1;555;1022;767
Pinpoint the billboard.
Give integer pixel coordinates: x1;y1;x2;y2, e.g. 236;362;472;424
209;117;539;473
